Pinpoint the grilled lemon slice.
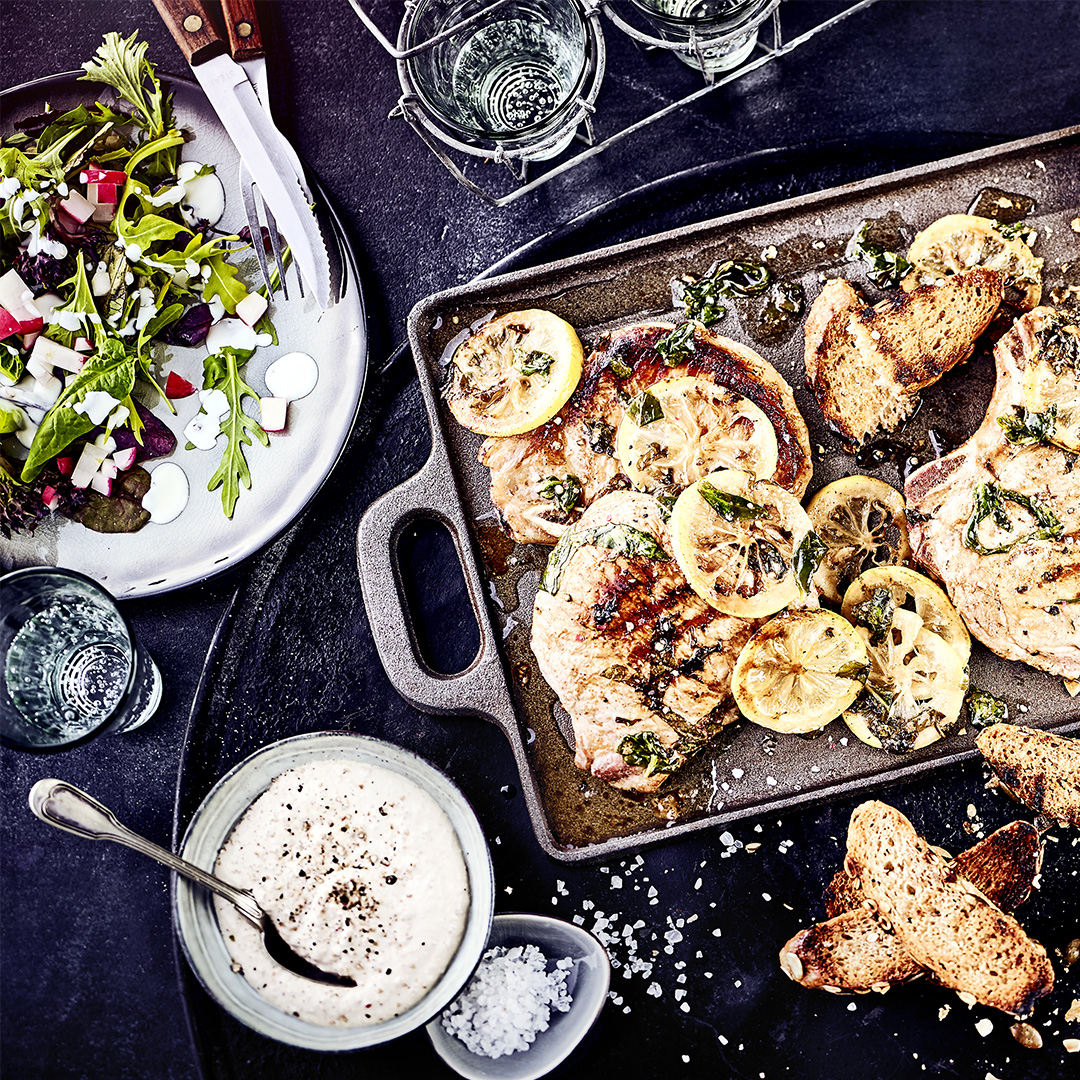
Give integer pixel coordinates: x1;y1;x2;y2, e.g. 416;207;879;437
1021;317;1080;452
841;606;967;753
445;309;584;436
670;469;813;618
841;564;970;665
616;376;778;494
732;609;868;734
807;476;911;604
902;213;1042;309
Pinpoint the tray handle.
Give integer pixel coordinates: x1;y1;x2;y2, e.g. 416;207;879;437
357;438;517;727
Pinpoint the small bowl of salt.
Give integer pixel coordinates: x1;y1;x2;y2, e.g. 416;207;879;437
426;912;610;1079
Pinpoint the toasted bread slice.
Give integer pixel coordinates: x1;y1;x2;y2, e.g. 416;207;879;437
844;801;1053;1016
793;822;1043;993
823;820;1042;918
804;269;1003;446
977;724;1080;827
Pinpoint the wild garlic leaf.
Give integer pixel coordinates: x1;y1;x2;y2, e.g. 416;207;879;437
698;480;768;523
540;522;671;594
793;530;829;594
617;731;679;777
997;404;1057;446
655;320;697;366
626;389;664;427
963;482;1063;555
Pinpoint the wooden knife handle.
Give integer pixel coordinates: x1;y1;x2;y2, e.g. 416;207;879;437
152;0;228;65
221;0;265;62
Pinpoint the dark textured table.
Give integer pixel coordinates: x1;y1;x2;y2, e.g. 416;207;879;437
2;3;1079;1079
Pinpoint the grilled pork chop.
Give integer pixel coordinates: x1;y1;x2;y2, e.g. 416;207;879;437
530;490;757;793
905;308;1080;677
482;323;813;545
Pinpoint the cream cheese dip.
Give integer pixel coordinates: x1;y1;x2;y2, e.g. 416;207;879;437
213;759;470;1027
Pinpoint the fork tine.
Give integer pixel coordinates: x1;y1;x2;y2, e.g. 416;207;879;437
260;199;296;301
239;163;274;296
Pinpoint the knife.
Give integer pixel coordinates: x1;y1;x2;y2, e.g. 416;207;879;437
152;0;331;310
218;0;313;203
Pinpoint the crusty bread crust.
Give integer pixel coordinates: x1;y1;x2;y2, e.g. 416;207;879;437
844;801;1053;1016
790;821;1043;993
804;269;1003;446
977;724;1080;827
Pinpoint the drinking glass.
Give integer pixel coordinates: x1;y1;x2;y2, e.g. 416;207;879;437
624;0;778;75
1;567;162;751
400;0;595;161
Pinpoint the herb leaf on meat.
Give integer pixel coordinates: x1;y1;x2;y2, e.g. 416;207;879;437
997;404;1058;446
963;482;1063;555
538;474;582;517
617;731;679;777
698;480;768;523
626;388;664;427
540;522;671;594
655;320;697;365
793;530;828;595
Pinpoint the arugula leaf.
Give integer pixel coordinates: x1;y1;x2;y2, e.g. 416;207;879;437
698;480;768;523
997;404;1057;446
793;530;829;594
655;320;697;366
538;474;582;516
21;338;136;480
540;522;671;594
626;388;664;427
203;348;269;517
848;221;913;288
201;252;249;314
617;731;679;777
963;482;1064;555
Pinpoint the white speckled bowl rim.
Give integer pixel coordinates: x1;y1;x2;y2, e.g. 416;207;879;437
426;913;611;1080
172;732;495;1050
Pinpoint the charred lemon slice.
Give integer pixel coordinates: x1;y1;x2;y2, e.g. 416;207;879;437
616;376;779;494
670;469;813;618
732;609;868;734
1021;316;1080;452
445;309;583;436
841;564;970;666
807;476;911;604
902;213;1042;309
841;605;967;753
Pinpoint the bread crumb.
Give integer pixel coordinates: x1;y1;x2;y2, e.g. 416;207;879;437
1071;217;1080;234
1035;159;1046;170
975;1018;994;1037
1064;679;1080;697
939;1004;951;1021
1065;1038;1080;1053
1065;998;1080;1023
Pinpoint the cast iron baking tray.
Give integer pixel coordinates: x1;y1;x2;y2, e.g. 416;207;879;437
361;128;1080;863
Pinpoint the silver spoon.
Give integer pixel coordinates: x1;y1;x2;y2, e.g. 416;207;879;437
28;778;356;988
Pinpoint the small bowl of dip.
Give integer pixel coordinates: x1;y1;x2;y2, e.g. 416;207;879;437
173;732;495;1050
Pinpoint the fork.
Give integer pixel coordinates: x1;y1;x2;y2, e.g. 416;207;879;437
222;0;297;300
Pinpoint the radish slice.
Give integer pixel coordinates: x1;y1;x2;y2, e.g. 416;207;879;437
55;456;75;475
111;447;138;471
142;462;189;524
0;307;22;340
260;396;288;432
31;335;85;373
71;443;103;488
235;291;268;327
165;371;196;399
264;352;318;401
60;190;96;223
80;165;127;185
41;485;60;511
90;471;113;496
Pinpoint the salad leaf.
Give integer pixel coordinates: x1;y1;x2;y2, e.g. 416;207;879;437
74;466;151;533
80;32;175;165
21;337;136;480
1;344;25;383
203;348;269;517
47;253;100;348
201;252;249;314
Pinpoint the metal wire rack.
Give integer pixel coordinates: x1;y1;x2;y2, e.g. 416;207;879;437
348;0;879;207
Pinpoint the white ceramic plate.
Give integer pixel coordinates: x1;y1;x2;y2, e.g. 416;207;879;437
0;72;367;596
173;732;495;1050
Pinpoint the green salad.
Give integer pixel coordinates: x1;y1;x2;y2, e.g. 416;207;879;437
1;32;284;537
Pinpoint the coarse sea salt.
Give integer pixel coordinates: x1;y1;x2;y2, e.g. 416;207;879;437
441;944;573;1058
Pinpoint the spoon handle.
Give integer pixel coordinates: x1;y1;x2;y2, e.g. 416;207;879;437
28;778;263;926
